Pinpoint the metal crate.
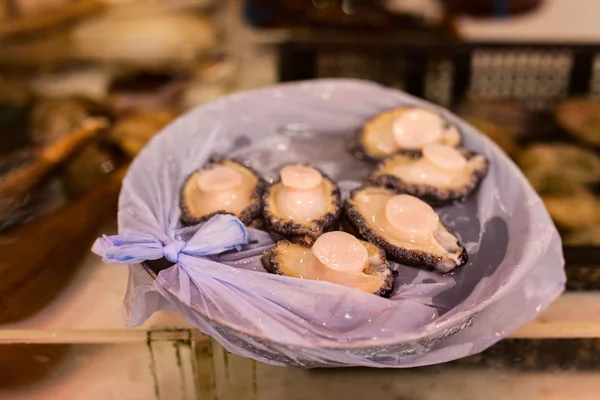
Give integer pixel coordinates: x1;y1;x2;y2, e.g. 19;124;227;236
279;41;600;109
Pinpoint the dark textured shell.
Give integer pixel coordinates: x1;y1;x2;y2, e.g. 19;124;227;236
261;240;396;298
343;188;469;273
364;149;489;207
263;168;342;246
179;158;267;227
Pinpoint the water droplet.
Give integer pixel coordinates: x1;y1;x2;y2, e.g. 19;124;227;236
344;313;352;319
536;305;542;312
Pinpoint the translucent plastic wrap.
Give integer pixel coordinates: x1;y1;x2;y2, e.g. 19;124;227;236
93;79;565;368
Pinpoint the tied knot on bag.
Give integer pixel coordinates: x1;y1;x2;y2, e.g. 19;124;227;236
163;239;186;263
91;214;248;265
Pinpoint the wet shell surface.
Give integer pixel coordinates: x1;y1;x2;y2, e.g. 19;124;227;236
263;164;342;246
180;158;266;227
344;188;468;273
262;231;395;297
351;107;461;161
365;144;489;206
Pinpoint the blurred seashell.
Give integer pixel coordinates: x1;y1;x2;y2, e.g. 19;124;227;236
72;5;216;67
30;67;113;103
543;189;600;231
29;97;108;145
556;98;600;147
517;143;600;191
109;110;178;158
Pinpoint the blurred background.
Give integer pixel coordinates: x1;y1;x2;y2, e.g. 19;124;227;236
1;1;600;399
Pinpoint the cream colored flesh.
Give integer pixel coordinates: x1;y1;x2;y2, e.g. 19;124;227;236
183;161;257;218
362;108;460;158
392;109;445;150
312;231;368;273
274;165;327;222
269;166;334;223
274;185;327;223
377;146;486;189
273;240;387;294
350;189;460;261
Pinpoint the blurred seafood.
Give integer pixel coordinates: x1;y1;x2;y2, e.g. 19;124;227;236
556;98;600;147
109;109;178;157
518;143;600;231
0;118;108;225
29;97;108;145
542;188;600;231
72;5;216;67
517;143;600;191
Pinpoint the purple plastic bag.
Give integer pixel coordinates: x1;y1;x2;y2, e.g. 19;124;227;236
93;79;565;368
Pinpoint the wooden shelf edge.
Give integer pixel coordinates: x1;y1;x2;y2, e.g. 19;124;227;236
0;328;207;344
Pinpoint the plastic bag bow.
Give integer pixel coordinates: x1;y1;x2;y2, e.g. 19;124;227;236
92;214;248;265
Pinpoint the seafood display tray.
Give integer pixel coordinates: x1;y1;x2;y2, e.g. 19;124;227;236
277;39;600;281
